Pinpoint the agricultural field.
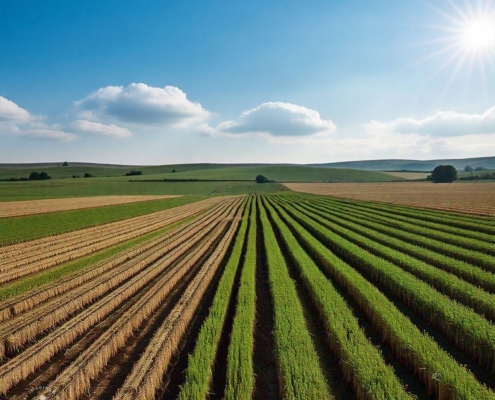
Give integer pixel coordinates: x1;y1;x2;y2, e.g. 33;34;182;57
0;190;494;399
0;195;181;218
285;181;495;216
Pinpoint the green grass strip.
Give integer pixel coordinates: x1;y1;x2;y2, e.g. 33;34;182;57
258;197;330;400
263;197;411;400
270;195;495;400
178;198;250;400
0;196;206;245
0;217;192;302
276;198;495;373
224;197;257;400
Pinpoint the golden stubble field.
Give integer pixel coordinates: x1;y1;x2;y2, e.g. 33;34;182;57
285;181;495;216
0;195;182;218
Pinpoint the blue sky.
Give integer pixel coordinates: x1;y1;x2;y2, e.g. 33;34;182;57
0;0;494;164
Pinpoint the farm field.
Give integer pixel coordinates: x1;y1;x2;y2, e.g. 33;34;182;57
285;181;495;216
0;192;494;399
0;195;181;218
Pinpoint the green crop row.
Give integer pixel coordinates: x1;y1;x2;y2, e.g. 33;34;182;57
303;199;495;294
224;197;257;400
270;197;495;400
178;198;249;400
310;197;493;244
311;197;495;256
291;200;495;316
306;198;495;273
262;197;412;400
273;198;495;373
257;197;330;400
321;196;495;233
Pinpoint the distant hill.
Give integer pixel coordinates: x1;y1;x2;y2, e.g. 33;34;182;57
0;163;399;182
309;157;495;171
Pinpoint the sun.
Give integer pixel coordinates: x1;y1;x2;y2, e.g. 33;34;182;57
463;18;495;50
418;0;495;88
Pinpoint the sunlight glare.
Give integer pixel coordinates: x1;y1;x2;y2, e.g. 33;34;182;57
463;18;495;50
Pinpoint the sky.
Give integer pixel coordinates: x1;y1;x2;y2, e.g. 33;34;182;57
0;0;494;165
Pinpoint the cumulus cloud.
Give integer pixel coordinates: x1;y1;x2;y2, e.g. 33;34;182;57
0;96;32;123
8;126;76;141
70;120;132;138
216;102;337;137
73;83;210;126
367;106;495;137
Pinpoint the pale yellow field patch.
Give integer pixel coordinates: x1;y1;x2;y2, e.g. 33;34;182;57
0;195;182;218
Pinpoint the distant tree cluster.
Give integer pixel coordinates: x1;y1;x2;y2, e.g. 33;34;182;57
427;165;457;183
125;170;143;176
29;171;51;180
460;172;495;181
62;161;69;167
255;175;270;183
72;175;81;178
84;173;94;178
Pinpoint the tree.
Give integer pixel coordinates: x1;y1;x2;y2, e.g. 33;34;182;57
431;165;457;183
39;172;51;180
62;161;69;167
29;172;40;180
255;175;269;183
125;170;143;176
84;172;94;178
464;165;473;172
172;169;176;173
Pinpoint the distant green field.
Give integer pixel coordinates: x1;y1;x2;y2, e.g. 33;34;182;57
129;165;400;183
213;182;291;195
0;180;236;201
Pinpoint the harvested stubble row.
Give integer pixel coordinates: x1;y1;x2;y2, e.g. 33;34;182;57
113;200;245;400
270;197;495;400
293;200;495;319
40;199;244;400
0;198;242;394
178;197;253;400
0;197;221;259
0;195;182;218
0;198;227;285
0;196;227;261
279;199;495;373
0;200;231;323
263;197;411;400
0;200;235;356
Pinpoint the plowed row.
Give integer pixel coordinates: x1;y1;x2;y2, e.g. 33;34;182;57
285;182;495;216
0;197;228;285
0;196;244;399
0;195;182;218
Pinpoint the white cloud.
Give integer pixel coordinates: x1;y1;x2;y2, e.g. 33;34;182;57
73;83;210;126
215;102;337;137
71;120;132;138
11;126;76;141
366;106;495;137
0;96;32;123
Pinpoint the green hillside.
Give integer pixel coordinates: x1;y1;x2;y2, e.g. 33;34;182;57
129;165;400;182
